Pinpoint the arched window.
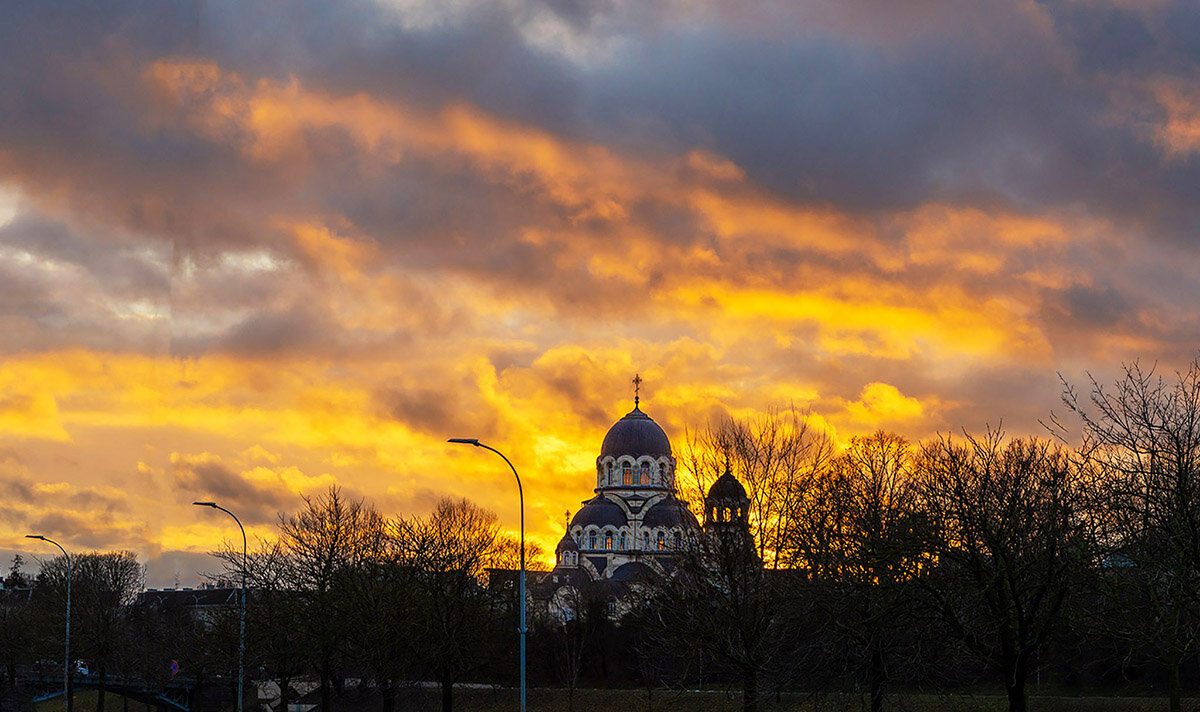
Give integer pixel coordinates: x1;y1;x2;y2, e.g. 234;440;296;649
622;462;633;485
657;531;665;550
605;531;614;550
619;532;627;550
724;507;731;521
640;462;651;485
588;532;597;549
606;462;614;486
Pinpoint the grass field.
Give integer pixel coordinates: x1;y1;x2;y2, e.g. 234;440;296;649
32;687;1200;712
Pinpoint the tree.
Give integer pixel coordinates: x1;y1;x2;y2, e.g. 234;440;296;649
788;431;931;712
918;432;1091;712
73;552;144;712
30;552;143;712
279;486;385;712
0;586;33;689
683;407;833;569
5;555;29;589
341;520;418;712
648;511;783;712
1059;358;1200;711
537;576;607;712
401;497;509;712
219;540;311;712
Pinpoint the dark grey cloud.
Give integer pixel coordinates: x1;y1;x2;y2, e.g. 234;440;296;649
1;0;1199;365
171;459;292;524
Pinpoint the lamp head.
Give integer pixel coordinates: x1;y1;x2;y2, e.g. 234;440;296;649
25;534;45;541
193;501;217;508
448;438;481;446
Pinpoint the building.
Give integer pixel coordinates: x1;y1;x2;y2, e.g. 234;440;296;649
536;385;752;619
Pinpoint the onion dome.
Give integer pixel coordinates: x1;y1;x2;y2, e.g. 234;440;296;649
556;532;579;554
600;406;672;457
642;499;701;529
707;471;748;501
569;495;627;529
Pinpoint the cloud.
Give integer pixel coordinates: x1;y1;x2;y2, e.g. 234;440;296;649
4;0;1200;577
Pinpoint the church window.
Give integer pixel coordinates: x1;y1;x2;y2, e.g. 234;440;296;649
619;532;627;549
724;507;731;521
622;462;632;485
605;531;613;550
640;462;651;485
657;531;665;550
588;532;597;549
606;462;615;485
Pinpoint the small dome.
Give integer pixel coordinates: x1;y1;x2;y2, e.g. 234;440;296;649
569;495;627;529
600;406;672;457
642;498;701;529
556;533;579;554
707;471;748;501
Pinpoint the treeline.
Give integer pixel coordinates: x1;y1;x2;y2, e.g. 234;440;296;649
647;359;1200;712
1;494;529;712
4;359;1200;712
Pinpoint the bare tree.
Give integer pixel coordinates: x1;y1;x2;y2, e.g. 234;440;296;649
918;432;1091;712
400;497;509;712
215;539;311;712
278;486;385;712
788;431;930;712
31;552;143;712
683;406;833;569
1059;358;1200;712
341;518;420;712
647;511;782;712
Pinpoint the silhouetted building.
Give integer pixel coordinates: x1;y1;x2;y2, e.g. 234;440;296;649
535;381;752;620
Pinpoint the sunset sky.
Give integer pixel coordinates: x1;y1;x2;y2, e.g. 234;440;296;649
4;0;1200;587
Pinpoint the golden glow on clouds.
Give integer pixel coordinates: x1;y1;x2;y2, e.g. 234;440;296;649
1149;79;1200;158
7;49;1171;585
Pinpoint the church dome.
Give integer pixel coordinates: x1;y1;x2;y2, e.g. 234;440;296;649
642;499;701;529
556;532;579;554
600;406;672;457
569;495;626;529
707;471;748;501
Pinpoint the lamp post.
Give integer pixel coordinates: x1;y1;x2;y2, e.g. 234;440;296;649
448;438;525;712
194;501;246;712
26;534;71;712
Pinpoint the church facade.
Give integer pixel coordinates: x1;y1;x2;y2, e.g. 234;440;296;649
534;388;751;620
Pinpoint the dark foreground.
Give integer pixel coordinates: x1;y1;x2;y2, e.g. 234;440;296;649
26;688;1200;712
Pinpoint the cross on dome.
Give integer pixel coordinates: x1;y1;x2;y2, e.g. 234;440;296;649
633;373;642;407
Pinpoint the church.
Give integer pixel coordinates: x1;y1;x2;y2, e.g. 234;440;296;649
533;380;752;619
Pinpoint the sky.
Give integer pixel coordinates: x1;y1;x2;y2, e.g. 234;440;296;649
3;0;1200;588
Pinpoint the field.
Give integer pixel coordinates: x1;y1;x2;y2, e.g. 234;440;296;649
30;687;1200;712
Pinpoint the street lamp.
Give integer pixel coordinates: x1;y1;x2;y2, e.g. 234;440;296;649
194;501;246;712
26;534;71;712
448;438;526;712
